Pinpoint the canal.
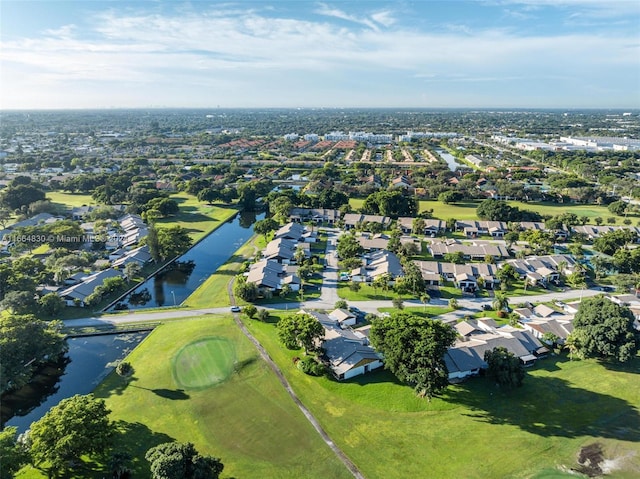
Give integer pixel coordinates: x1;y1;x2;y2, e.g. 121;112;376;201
1;332;148;433
434;148;462;171
111;211;264;310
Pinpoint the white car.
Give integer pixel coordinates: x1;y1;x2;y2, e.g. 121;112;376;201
230;306;241;313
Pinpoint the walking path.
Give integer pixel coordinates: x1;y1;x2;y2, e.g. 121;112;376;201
226;275;365;479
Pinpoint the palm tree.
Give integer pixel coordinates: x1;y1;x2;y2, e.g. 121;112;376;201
420;293;431;312
492;292;509;313
280;284;292;298
557;260;568;277
565;334;581;361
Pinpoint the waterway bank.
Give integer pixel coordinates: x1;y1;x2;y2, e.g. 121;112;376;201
1;332;149;432
434;148;462;171
110;211;264;311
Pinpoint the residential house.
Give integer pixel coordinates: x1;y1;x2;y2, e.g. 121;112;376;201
343;214;392;230
274;222;316;243
413;261;499;290
263;237;309;264
390;175;412;189
397;217;444;236
445;322;544;380
351;250;404;282
329;308;357;327
246;259;300;292
71;205;95;221
111;245;153;268
304;310;383;380
503;254;575;287
428;240;510;261
58;269;123;307
289;208;341;225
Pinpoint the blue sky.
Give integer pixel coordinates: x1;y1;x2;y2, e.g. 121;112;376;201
1;0;639;109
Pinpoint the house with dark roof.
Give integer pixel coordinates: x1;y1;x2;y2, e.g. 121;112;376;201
445;320;544;380
58;269;123;307
246;259;300;292
289;208;341;225
304;310;383;380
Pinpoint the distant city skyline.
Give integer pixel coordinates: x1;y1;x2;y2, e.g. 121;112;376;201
1;0;639;110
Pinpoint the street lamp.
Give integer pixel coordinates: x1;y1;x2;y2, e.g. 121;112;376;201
171;290;176;306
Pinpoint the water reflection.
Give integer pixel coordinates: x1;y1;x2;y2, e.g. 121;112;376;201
1;332;148;433
238;210;257;228
111;212;264;311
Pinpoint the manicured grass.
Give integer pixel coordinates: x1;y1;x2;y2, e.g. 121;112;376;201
378;305;454;318
349;198;632;223
506;281;564;297
173;337;236;389
47;191;95;206
89;316;352;479
46;191;96;211
183;238;258;308
156;192;239;243
337;282;395;301
245;312;640;479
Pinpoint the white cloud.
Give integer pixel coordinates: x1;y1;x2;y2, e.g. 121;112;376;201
0;4;638;108
489;0;640;18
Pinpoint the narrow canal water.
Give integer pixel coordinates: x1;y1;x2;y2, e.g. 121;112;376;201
111;211;264;310
434;148;462;171
1;332;148;433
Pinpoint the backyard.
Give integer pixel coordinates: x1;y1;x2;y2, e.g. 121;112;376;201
244;311;640;479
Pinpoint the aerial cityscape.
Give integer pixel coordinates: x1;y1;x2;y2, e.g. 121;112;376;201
1;1;639;479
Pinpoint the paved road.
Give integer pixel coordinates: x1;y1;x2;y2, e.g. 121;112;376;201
63;281;605;329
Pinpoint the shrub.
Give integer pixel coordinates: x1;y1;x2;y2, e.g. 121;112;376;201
297;356;326;376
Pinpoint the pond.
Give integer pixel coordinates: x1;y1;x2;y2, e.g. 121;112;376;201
1;332;148;433
110;211;264;310
434;148;462;171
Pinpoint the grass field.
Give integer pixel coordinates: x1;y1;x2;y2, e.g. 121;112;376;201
245;312;640;479
173;337;236;389
83;316;351;479
157;192;239;243
46;191;96;211
349;198;635;223
46;191;237;243
184;238;258;308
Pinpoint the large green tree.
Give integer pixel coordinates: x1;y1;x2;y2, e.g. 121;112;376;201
253;218;279;239
362;190;417;218
145;442;224;479
27;394;114;476
277;312;325;354
1;184;46;210
484;346;525;388
0;314;67;393
0;426;30;477
569;296;639;363
370;312;457;399
337;232;363;260
156;226;193;261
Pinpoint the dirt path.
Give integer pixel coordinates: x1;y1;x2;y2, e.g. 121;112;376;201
226;277;365;479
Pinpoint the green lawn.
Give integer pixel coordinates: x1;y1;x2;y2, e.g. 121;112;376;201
377;305;454;318
46;191;96;212
156;193;239;243
349;198;633;223
337;282;396;301
245;312;640;479
183;238;258;308
83;316;351;479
